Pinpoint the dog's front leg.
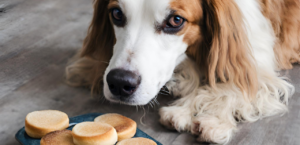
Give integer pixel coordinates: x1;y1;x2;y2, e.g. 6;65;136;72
159;101;193;132
160;57;239;144
159;56;202;132
159;84;242;144
159;57;201;132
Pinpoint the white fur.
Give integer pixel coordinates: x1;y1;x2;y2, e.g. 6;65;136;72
159;0;294;144
66;0;296;144
103;0;188;105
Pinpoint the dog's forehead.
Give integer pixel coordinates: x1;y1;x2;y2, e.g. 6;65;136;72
115;0;171;22
113;0;202;23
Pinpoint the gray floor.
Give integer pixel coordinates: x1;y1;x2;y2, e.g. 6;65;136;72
0;0;300;145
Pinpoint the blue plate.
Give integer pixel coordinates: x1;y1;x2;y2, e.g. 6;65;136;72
15;113;162;145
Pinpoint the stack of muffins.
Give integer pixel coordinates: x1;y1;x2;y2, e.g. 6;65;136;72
25;110;157;145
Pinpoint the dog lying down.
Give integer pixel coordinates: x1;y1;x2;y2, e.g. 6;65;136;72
66;0;300;144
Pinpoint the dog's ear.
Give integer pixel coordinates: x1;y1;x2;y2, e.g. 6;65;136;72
66;0;114;92
81;0;115;62
187;0;258;99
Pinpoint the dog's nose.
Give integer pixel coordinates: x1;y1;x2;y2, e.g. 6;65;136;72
106;69;141;98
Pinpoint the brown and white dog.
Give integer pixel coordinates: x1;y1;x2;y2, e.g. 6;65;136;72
66;0;300;144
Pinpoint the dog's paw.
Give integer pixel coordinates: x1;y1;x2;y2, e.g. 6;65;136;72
191;115;236;144
159;106;192;132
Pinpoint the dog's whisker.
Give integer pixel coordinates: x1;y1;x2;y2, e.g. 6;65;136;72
151;101;155;108
154;99;160;105
149;101;153;108
154;100;158;107
140;106;146;126
154;97;158;105
98;95;106;104
148;102;153;109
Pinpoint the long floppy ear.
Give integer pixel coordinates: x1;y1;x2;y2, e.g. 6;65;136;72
65;0;114;92
188;0;258;99
81;0;115;62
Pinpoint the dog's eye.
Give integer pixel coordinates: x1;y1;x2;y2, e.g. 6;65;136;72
162;15;186;34
168;16;184;27
110;8;126;27
112;8;123;21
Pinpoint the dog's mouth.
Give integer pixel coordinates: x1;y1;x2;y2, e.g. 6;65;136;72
108;86;171;106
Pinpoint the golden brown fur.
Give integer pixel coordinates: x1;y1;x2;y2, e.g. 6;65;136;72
81;0;115;61
66;0;299;98
66;0;114;93
64;1;300;143
81;0;115;92
261;0;300;69
177;0;258;99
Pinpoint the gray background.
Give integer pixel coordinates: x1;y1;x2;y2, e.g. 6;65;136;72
0;0;299;144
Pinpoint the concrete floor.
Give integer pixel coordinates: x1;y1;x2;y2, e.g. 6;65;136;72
0;0;300;145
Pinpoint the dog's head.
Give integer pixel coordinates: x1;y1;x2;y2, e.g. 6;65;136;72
81;0;258;105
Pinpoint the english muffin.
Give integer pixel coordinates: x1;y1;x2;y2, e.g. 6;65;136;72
116;137;157;145
40;130;74;145
72;122;118;145
94;114;137;141
25;110;69;138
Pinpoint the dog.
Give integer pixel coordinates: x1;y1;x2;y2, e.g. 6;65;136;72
65;0;300;144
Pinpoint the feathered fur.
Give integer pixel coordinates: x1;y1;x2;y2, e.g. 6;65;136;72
66;0;300;144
